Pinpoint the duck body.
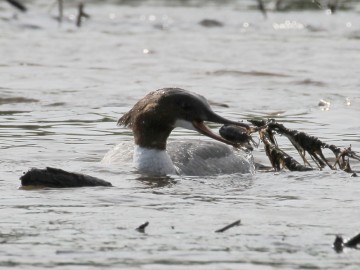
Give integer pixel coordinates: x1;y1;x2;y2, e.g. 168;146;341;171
103;88;254;176
102;140;254;176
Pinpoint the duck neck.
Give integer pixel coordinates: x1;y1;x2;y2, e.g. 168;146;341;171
133;145;177;176
133;117;174;150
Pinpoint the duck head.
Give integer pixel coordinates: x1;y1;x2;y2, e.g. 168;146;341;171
118;88;250;150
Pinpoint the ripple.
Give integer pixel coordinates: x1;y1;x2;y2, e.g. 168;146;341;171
0;97;38;105
207;70;291;78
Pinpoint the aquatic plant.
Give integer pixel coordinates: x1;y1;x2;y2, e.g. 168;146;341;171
221;119;360;174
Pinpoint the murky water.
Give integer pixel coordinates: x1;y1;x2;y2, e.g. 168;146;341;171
1;0;360;269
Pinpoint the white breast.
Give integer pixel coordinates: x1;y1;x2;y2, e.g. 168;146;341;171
133;145;177;176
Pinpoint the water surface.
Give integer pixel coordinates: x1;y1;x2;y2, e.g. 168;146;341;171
1;1;360;269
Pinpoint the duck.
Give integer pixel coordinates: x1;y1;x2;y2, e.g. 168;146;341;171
102;88;255;176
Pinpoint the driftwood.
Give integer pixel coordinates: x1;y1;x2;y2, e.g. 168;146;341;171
20;167;112;188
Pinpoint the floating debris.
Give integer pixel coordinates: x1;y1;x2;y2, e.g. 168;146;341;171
58;0;63;24
199;19;223;28
223;118;360;173
136;221;149;233
76;2;90;28
318;99;330;110
267;122;335;169
327;0;339;14
20;167;112;188
215;219;241;233
257;0;267;19
5;0;27;12
333;233;360;253
259;129;313;172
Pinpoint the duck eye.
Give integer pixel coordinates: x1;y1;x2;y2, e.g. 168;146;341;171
178;102;192;111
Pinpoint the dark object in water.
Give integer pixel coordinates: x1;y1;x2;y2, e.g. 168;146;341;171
327;0;339;14
215;219;241;233
20;167;112;188
333;146;360;173
257;0;267;18
268;122;334;169
199;19;223;28
219;125;256;151
344;232;360;248
58;0;63;24
247;118;360;173
6;0;27;12
136;221;149;233
267;122;360;171
333;233;360;253
260;130;313;172
76;2;90;28
333;235;344;253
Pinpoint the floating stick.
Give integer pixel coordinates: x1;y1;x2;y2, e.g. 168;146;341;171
136;222;149;233
333;232;360;253
257;0;267;19
215;219;241;233
6;0;27;12
58;0;63;24
76;2;90;27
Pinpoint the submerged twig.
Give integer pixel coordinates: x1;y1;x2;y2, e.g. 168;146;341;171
58;0;63;24
6;0;27;12
333;233;360;253
312;0;323;9
257;0;267;19
215;219;241;233
345;232;360;248
327;0;339;14
76;2;90;28
136;221;149;233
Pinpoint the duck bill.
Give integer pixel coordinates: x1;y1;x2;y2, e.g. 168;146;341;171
192;120;240;147
205;111;251;130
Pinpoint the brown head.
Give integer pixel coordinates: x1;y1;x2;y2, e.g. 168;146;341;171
118;88;250;150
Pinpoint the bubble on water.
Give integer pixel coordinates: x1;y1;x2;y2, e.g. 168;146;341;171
318;99;330;111
273;20;304;30
346;97;351;106
109;13;116;20
346;22;352;28
149;15;156;21
68;14;76;21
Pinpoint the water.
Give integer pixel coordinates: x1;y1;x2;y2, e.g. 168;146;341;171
1;0;360;269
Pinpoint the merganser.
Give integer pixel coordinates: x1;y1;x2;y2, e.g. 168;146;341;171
102;88;255;176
